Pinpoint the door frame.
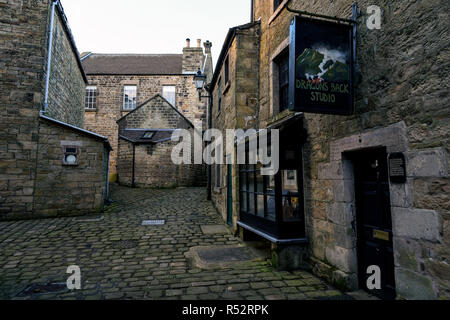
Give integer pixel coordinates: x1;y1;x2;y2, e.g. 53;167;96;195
226;163;233;226
349;147;396;299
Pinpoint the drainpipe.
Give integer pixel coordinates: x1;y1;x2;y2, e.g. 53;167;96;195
106;149;110;201
206;84;212;200
250;0;254;22
132;144;136;188
43;0;58;113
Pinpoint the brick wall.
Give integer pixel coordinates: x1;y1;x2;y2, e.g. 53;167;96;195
45;8;86;127
32;119;108;219
0;0;50;217
85;74;205;175
252;0;449;299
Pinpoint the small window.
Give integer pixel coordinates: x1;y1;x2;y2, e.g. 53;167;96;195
224;56;229;84
215;164;222;188
276;50;290;112
85;86;97;109
123;85;137;110
142;131;155;139
162;86;176;107
274;0;284;11
63;146;78;166
218;78;222;113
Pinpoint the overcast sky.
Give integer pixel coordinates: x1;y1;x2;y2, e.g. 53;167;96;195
61;0;251;67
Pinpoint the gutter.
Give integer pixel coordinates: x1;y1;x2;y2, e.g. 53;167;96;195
43;0;57;112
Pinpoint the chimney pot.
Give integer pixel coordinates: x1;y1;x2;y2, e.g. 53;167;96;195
186;38;190;48
197;39;201;48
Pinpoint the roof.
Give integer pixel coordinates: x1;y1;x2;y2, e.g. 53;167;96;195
119;129;176;144
81;54;183;75
210;21;260;90
39;114;112;151
55;1;88;83
116;94;194;129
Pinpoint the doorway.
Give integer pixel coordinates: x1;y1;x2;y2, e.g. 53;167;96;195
351;148;396;300
227;164;233;226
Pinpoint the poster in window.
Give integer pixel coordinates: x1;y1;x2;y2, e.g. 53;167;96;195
282;170;298;192
289;16;354;115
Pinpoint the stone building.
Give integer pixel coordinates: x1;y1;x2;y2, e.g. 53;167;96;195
117;94;204;188
81;39;213;182
208;0;449;299
0;0;111;220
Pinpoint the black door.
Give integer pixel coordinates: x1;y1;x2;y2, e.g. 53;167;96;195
353;148;396;300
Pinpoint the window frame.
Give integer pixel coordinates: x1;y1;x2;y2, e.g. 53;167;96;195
238;135;306;239
162;85;176;107
123;85;137;110
217;77;222;113
276;49;290;113
224;56;229;84
62;146;79;166
85;86;97;110
273;0;284;12
215;164;222;188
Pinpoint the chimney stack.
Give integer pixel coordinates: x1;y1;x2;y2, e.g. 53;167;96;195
186;38;190;48
197;39;201;48
203;40;212;54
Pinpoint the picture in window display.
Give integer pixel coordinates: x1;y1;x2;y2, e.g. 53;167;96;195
282;170;302;222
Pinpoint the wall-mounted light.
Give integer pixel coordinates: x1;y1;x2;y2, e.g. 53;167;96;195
193;68;209;100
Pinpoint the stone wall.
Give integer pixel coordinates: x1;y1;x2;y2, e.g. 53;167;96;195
0;0;50;217
85;74;205;175
210;23;260;228
182;44;205;74
45;8;86;127
116;95;205;188
252;0;449;299
32;119;108;218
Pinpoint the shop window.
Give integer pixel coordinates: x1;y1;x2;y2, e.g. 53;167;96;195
63;146;78;166
238;122;306;239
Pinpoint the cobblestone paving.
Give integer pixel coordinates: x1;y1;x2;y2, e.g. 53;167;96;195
0;185;347;300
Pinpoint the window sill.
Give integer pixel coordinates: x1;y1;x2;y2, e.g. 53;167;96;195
85;108;97;112
121;109;135;112
268;0;290;25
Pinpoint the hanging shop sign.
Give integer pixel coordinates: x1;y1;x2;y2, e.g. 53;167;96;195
289;16;355;115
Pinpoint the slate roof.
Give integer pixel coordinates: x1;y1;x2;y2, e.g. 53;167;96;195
119;129;175;144
81;54;183;75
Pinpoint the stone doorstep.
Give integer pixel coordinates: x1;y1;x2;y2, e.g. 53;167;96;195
185;245;267;270
200;224;231;235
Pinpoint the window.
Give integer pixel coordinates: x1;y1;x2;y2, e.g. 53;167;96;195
274;0;284;11
63;146;78;166
218;78;222;113
238;127;306;239
162;86;176;107
85;86;97;109
224;56;229;84
142;131;155;139
215;164;222;188
123;85;137;110
276;50;290;112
